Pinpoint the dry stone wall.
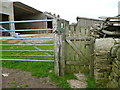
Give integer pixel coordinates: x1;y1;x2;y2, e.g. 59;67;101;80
94;38;120;88
107;43;120;88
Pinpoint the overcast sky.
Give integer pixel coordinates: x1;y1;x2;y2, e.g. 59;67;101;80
11;0;120;23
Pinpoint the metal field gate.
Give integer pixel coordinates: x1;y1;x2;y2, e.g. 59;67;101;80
0;19;94;76
0;18;72;76
0;19;56;63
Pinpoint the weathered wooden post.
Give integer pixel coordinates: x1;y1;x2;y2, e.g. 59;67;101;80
53;19;69;76
89;37;95;77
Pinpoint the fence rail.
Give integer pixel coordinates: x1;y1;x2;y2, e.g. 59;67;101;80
1;55;54;57
0;29;54;32
0;37;54;40
0;19;53;24
0;50;54;52
0;59;54;62
0;44;54;46
66;37;91;41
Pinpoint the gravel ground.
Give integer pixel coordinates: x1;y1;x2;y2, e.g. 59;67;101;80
67;73;87;88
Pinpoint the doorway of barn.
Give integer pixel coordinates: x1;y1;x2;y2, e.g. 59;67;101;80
0;14;10;36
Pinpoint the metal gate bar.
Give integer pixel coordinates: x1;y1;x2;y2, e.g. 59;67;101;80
1;55;54;57
0;37;54;40
0;50;54;52
0;19;53;24
0;59;54;62
0;44;54;46
0;29;54;32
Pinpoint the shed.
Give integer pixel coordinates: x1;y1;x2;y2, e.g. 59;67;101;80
0;1;56;36
13;1;53;34
76;17;103;36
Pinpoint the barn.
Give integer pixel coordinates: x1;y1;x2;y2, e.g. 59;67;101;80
0;0;58;36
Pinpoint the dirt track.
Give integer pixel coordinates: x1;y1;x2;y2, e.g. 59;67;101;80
2;68;57;88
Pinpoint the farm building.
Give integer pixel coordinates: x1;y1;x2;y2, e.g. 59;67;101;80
77;17;103;37
69;17;103;37
77;16;120;37
13;2;56;34
76;17;102;26
0;0;60;36
0;0;15;36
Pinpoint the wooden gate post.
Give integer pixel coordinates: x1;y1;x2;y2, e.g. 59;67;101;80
89;37;95;77
53;19;69;76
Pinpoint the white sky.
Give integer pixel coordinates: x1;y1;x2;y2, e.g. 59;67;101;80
11;0;120;23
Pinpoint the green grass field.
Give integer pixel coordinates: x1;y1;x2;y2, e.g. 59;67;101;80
1;40;76;88
1;40;97;88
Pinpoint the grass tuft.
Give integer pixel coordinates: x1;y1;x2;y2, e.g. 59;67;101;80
84;72;97;88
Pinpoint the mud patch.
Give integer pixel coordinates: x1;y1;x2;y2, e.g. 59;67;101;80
7;40;21;43
2;68;57;88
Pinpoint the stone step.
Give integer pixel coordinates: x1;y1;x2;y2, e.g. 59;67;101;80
74;73;87;81
67;73;87;88
67;80;87;88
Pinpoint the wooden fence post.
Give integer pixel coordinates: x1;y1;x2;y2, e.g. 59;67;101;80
53;19;69;76
90;37;95;77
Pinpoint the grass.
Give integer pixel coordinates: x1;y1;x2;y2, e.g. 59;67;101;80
50;73;77;88
1;40;76;88
1;40;54;60
20;84;29;87
10;81;29;88
87;77;96;88
10;81;18;85
1;40;97;88
84;72;97;88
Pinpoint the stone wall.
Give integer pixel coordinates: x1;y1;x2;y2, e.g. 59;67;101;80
107;43;120;88
94;38;120;88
